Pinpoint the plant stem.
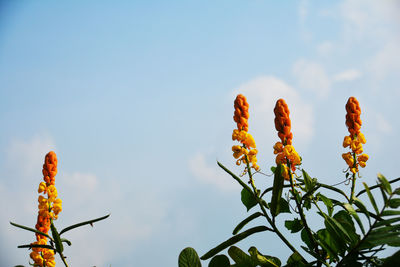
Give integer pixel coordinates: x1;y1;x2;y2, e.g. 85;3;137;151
287;159;322;263
244;155;308;264
349;152;357;204
59;252;69;267
338;186;395;266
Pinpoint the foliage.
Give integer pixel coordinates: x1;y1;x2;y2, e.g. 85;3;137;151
179;96;400;267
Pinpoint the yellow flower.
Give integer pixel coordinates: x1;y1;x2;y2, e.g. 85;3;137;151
343;136;351;148
30;251;43;266
282;165;290;181
38;182;47;193
243;132;256;149
357;154;369;168
273;142;283;154
283;145;294;157
47;185;58;202
232;145;243;159
342;152;354;167
53;199;62;216
275;153;286;165
350;140;363;154
358;132;366;144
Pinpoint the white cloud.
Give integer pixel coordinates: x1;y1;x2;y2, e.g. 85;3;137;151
188;153;236;191
60;172;98;192
368;41;400;80
292;59;331;98
340;0;400;36
232;76;314;150
299;0;309;23
298;0;312;41
375;113;393;135
338;0;400;82
333;69;362;82
6;134;56;177
1;135;168;266
317;41;334;57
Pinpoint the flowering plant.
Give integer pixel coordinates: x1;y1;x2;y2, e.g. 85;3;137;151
11;151;109;267
179;95;400;267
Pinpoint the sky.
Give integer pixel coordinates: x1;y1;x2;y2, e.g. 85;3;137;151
0;0;400;266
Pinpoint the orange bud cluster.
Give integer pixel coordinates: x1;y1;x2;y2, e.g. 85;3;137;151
342;97;368;174
233;94;249;132
232;94;260;173
345;97;362;137
42;151;57;185
274;99;292;145
31;151;60;267
273;99;301;181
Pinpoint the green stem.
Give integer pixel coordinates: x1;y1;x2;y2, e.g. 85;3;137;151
349;152;357;203
59;252;69;267
243;154;308;264
287;159;322;263
356;177;400;197
338;187;395;266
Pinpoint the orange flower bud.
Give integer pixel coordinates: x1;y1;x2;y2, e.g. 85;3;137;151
345;97;362;137
274;99;292;145
233;94;249;132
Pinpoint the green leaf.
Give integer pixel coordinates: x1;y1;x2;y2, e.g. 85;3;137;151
59;214;110;235
325;216;352;245
61;238;72;246
248;247;281;267
208;255;230;267
382;210;400;216
333;210;359;245
301;228;313;250
378;173;392;195
316;229;341;260
179;247;201;267
228;246;255;266
317;193;333;217
352;197;371;225
271;164;284;217
375;217;400;227
363;182;379;214
383;250;400;267
285;218;303;233
286;252;306;267
279;198;291;214
301;169;315;193
200;226;272;260
232;212;263;235
303;198;311;210
343;203;365;235
10;222;52;241
269;198;290;214
50;223;63;253
361;232;400;249
370;224;400;235
389;199;400;209
241;188;257;212
218;162;253;194
17;244;55;250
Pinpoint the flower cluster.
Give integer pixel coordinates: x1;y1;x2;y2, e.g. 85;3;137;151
232;94;260;172
342;97;369;174
30;151;61;267
273;99;301;181
233;94;249;132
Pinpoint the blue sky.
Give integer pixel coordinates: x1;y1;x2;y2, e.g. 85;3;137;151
1;0;400;266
